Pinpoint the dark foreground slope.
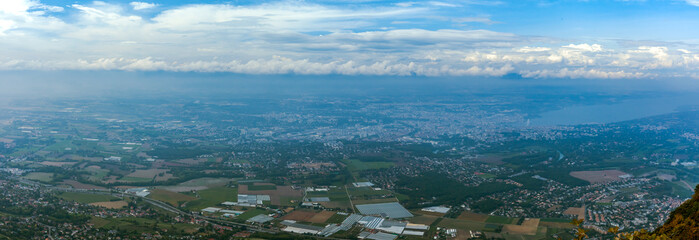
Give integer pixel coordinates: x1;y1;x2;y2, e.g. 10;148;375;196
651;185;699;239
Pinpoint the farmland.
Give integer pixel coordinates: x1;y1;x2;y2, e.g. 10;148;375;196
185;186;238;211
59;192;120;204
148;189;197;207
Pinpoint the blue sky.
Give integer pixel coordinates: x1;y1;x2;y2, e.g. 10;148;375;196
1;0;698;79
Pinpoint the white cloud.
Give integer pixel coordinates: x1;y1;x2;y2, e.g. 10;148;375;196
685;0;699;7
130;2;158;10
0;0;697;79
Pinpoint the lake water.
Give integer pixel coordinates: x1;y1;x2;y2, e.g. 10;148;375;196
530;94;699;126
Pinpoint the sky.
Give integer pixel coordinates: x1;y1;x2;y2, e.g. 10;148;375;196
1;0;698;79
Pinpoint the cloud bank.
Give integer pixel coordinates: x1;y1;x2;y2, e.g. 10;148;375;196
0;0;698;79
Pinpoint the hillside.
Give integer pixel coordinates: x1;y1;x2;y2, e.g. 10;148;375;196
651;185;699;239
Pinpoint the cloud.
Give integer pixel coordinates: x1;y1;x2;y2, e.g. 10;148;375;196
0;0;697;79
453;17;497;25
686;0;699;7
130;2;158;10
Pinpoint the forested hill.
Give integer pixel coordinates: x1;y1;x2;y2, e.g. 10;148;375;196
652;185;699;239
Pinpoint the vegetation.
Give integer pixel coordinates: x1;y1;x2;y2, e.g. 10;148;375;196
59;192;119;204
184;186;237;211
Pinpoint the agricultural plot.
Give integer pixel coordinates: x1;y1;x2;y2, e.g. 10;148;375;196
62;180;106;190
185;186;237;211
238;184;302;206
409;214;440;225
325;213;349;224
458;211;490;222
60;192;119;204
159;177;234;192
438;218;488;232
247;183;277;191
306;187;352;210
23;172;54;182
486;215;519;224
89;216;199;234
90;201;128;209
237;209;269;221
342;159;394;172
148;189;197;207
347;186;395;205
84;166;110;182
563;207;585;220
39;161;77;167
569;170;628;184
501;218;540;235
308;211;336;223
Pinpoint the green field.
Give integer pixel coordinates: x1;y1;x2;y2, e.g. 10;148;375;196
485;215;517;224
90;216;199;233
185;186;237;211
342;159;395;172
23;172;55;182
325;213;348;224
248;184;277;191
237;208;268;220
60;192;119;204
148;189;197;207
119;176;152;183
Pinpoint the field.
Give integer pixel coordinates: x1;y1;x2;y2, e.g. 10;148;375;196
563;207;585;220
126;169;173;182
148;189;197;207
409;214;440;225
342;159;395;172
185;186;237;211
306;187;352;210
159;177;234;192
308;211;336;223
325;213;349;224
90;201;128;209
84;166;110;182
458;211;490;222
281;210;316;222
247;183;277;191
23;172;54;182
438;218;487;231
39;161;77;167
89;216;199;233
238;184;302;206
62;180;106;190
60;192;119;204
486;215;519;224
501;218;540;235
569;170;628;184
347;187;395;204
237;209;269;221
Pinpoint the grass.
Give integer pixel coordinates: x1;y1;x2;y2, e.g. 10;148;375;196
89;216;199;233
237;208;268;220
23;172;54;182
485;215;516;224
185;186;237;211
149;189;197;207
325;213;348;224
342;159;395;172
85;168;110;181
119;176;152;183
60;192;119;204
540;218;574;223
248;184;277;191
